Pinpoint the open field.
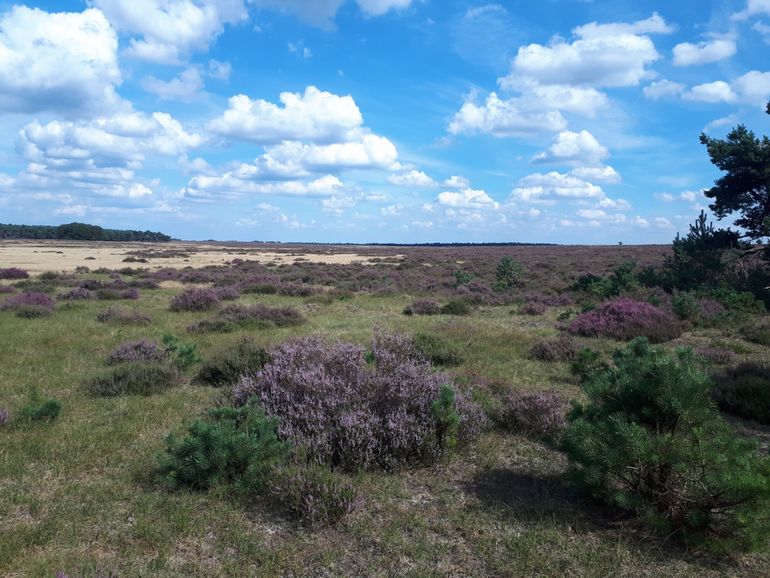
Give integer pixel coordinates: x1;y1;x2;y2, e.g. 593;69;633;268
1;241;768;577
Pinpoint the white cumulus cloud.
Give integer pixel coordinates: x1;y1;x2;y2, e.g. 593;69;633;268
673;38;736;66
437;188;499;209
532;130;609;166
448;92;566;137
388;170;436;187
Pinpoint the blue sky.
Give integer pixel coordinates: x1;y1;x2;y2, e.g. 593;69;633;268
0;0;769;243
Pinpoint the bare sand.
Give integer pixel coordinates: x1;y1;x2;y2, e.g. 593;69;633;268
0;240;400;275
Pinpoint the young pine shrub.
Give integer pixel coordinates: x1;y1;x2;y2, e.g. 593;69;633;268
712;363;770;425
157;401;288;494
16;393;61;424
562;338;770;552
494;256;524;291
162;333;201;370
270;463;360;527
196;338;270;387
85;362;179;397
169;288;220;312
566;297;682;342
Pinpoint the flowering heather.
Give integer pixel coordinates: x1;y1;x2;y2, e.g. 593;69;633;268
235;333;485;471
107;339;168;365
96;307;152;325
214;285;241;301
121;288;140;300
520;301;547;315
698;298;727;322
528;336;581;362
0;408;9;425
523;292;575;307
188;304;304;333
0;267;29;280
566;297;682;343
1;291;55;311
58;287;97;300
694;345;736;365
403;299;440;316
169;288;220;312
0;285;15;294
497;389;568;439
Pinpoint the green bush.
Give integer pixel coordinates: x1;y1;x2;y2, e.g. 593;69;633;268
712;363;770;425
270;463;359;527
570;348;609;382
431;384;460;450
562;338;770;552
495;256;523;290
411;333;463;367
157;401;288;494
162;333;202;370
196;338;270;387
17;393;61;424
85;362;179;397
440;300;470;316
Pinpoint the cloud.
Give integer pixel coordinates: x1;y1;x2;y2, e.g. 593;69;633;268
208;60;232;80
380;204;404;216
752;21;770;43
448;92;566;137
93;0;247;64
511;171;604;202
182;173;344;200
442;175;470;188
733;0;770;21
643;79;685;100
322;194;357;213
500;13;670;89
250;0;414;27
532;130;609;166
207;86;364;144
673;38;736;66
265;135;398;171
387;170;435;187
142;67;204;101
357;0;415;17
437;187;499;209
684;71;770;105
0;6;123;116
656;190;703;202
571;165;621;183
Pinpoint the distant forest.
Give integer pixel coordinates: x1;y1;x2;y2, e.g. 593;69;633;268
0;222;171;242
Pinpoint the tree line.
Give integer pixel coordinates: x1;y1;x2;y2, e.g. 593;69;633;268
0;222;171;242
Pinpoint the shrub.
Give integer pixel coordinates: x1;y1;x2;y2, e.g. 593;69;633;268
694;345;736;365
14;304;53;318
214;286;241;301
0;285;15;294
196;338;270;387
58;287;97;301
96;307;151;325
528;336;581;362
234;333;485;471
562;338;770;551
520;301;546;315
571;347;611;383
270;463;360;527
497;389;567;439
156;401;288;494
0;267;29;280
107;339;167;365
187;304;304;333
1;291;55;312
712;363;770;425
411;333;463;366
741;319;770;346
440;299;470;316
17;394;61;424
566;297;682;342
85;362;179;397
169;288;220;312
162;334;201;370
403;299;440;316
495;256;524;290
0;408;8;426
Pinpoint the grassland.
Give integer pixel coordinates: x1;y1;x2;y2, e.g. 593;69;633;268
0;241;768;577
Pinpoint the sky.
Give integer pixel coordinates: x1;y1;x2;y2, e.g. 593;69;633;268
0;1;769;243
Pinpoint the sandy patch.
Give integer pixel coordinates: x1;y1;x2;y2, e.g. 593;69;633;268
0;240;400;274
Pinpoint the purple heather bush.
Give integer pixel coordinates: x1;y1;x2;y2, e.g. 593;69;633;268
0;408;9;426
169;288;221;312
403;299;440;316
694;345;737;365
96;307;152;325
0;267;29;280
566;297;682;343
0;285;16;294
214;285;241;301
1;291;56;312
107;339;168;365
59;287;97;300
698;298;727;322
497;389;568;439
234;333;485;471
187;303;304;333
520;301;547;315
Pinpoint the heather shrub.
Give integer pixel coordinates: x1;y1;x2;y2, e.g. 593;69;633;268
234;334;485;471
403;299;440;316
14;304;53;318
270;463;360;527
169;288;220;312
96;307;151;325
0;267;29;280
566;297;682;342
496;389;567;439
694;345;736;365
85;362;179;397
740;319;770;346
107;339;168;365
278;283;317;297
156;400;288;494
214;286;241;301
528;335;581;362
712;363;770;425
0;285;15;294
519;301;547;315
0;408;9;426
16;393;61;424
562;338;770;552
196;338;270;387
1;291;55;312
58;287;97;300
187;304;304;333
440;299;470;316
411;333;463;366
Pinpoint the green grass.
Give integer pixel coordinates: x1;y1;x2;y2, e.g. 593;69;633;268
0;281;768;576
